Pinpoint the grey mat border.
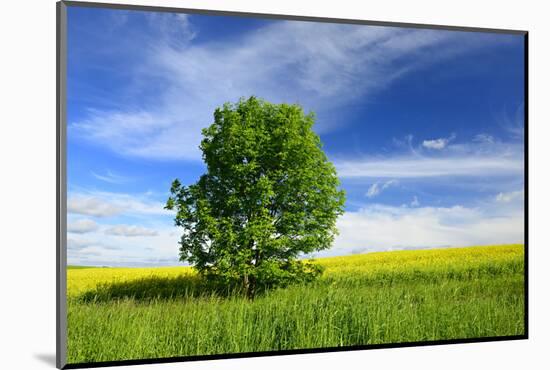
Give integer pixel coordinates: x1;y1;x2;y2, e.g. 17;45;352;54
57;1;67;369
62;0;527;34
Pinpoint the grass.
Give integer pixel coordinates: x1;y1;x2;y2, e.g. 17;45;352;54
66;244;525;364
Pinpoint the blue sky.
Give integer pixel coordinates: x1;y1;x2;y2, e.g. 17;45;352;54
66;6;525;266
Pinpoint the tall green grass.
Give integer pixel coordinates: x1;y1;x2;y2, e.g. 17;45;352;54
67;245;525;364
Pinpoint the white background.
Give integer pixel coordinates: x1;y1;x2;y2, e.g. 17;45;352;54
1;0;548;369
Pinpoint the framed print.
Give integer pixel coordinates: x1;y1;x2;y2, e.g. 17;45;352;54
57;1;527;368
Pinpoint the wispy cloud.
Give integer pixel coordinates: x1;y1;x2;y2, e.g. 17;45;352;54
91;170;130;184
336;136;523;179
67;219;99;234
422;134;455;150
145;12;196;43
366;180;397;198
336;153;523;179
499;103;525;140
70;14;509;160
495;189;524;203
473;133;495;144
105;224;159;237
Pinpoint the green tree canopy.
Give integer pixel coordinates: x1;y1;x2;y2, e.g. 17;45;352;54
166;97;345;298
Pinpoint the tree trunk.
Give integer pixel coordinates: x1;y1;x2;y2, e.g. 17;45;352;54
247;276;256;299
243;274;249;294
243;274;256;299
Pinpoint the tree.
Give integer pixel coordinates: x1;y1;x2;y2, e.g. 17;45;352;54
166;97;345;298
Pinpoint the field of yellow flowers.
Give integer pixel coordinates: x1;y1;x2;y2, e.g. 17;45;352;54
67;244;525;364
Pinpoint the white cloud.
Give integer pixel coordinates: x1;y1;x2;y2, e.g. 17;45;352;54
70;17;507;160
67;219;99;234
67;190;172;218
325;198;524;256
499;103;525;140
105;224;159;237
67;237;120;251
66;190;178;265
335;149;523;179
495;190;524;203
366;184;381;198
67;237;91;250
68;195;123;217
473;133;495;144
146;12;197;43
67;225;181;267
91;170;129;184
67;193;524;265
422;138;448;150
422;133;456;150
410;196;420;207
366;179;397;198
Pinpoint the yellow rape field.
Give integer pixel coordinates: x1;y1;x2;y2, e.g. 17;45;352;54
67;244;525;364
68;244;523;296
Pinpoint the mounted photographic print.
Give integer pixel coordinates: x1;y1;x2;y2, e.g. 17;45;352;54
56;1;527;368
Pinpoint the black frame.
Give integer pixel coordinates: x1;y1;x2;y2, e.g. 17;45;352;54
56;1;529;368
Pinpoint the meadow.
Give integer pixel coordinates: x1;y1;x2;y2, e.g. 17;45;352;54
67;244;525;364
